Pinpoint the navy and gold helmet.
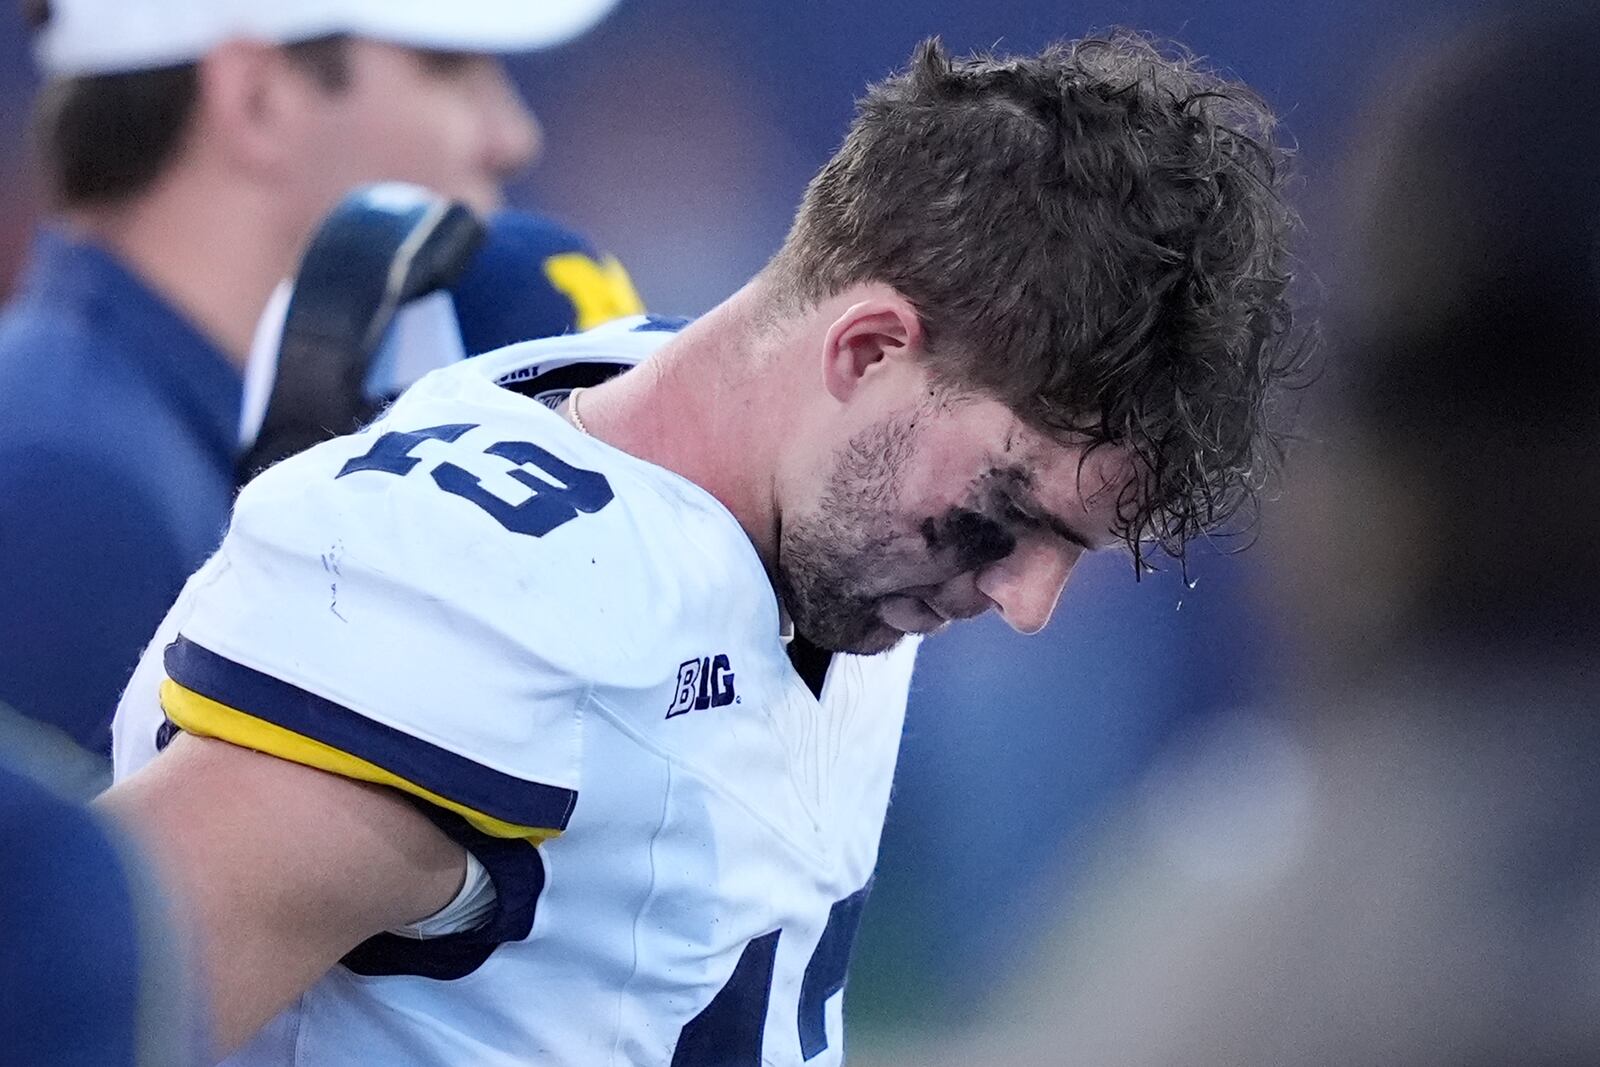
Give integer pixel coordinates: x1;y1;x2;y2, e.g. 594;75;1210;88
240;183;643;481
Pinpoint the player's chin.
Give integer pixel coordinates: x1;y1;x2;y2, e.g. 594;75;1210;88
807;616;906;657
846;623;909;657
796;597;927;656
824;597;948;655
875;594;950;638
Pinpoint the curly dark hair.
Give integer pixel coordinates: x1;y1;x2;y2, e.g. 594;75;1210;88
769;32;1306;566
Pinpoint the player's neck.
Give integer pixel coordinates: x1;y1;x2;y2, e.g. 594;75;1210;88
569;284;790;578
63;171;301;372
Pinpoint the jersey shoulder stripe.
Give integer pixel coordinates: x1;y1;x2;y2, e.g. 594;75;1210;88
162;637;576;840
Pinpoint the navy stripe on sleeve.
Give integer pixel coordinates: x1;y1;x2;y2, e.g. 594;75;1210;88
164;636;577;832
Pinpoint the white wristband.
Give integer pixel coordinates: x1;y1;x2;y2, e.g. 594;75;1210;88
387;849;498;940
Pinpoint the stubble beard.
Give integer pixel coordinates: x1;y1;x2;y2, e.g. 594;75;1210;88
776;414;920;656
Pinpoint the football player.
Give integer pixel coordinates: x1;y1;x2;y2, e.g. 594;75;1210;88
102;33;1305;1066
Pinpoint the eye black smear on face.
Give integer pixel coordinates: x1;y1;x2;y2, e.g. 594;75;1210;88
982;463;1099;551
917;465;1058;573
918;508;1015;572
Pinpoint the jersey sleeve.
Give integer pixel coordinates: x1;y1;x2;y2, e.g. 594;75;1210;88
158;638;575;843
155;413;659;844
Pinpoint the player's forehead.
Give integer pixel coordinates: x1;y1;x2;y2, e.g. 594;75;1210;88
1007;434;1135;513
910;393;1135;541
950;391;1125;474
982;413;1139;543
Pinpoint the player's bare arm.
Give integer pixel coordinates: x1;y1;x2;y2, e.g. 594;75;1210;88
98;732;467;1055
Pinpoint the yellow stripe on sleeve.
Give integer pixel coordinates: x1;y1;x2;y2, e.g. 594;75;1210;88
160;679;560;844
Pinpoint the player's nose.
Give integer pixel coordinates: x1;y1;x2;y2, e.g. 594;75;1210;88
974;535;1082;635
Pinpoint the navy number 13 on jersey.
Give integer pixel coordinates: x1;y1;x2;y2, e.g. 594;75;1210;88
337;422;613;537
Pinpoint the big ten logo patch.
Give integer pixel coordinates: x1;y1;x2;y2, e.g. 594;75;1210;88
666;655;737;718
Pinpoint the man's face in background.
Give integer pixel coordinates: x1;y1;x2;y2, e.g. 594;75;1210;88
291;39;540;219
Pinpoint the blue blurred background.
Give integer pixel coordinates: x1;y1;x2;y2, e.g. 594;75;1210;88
0;0;1557;1056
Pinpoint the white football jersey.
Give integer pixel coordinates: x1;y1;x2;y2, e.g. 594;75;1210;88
113;317;919;1067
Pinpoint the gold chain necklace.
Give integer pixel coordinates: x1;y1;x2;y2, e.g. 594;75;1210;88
566;387;591;436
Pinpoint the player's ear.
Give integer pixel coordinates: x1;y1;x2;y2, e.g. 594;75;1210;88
193;40;321;175
819;287;926;404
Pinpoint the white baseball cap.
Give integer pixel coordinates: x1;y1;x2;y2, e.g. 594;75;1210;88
34;0;623;77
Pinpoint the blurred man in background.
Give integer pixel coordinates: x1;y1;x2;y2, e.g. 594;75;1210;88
0;738;205;1065
0;0;632;763
868;7;1600;1064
